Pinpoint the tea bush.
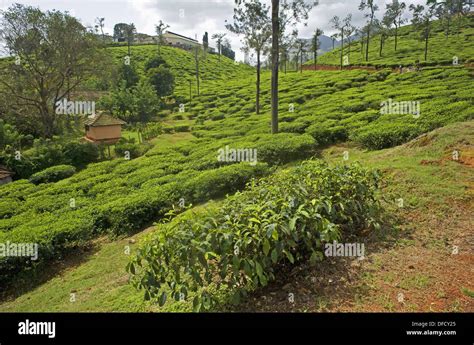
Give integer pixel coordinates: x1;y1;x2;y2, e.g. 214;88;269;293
29;165;77;185
128;160;382;310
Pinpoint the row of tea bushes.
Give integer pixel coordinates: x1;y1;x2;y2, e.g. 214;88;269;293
128;160;382;311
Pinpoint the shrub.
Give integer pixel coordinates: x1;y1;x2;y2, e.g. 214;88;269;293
128;160;382;310
353;122;422;150
114;138;149;159
306;122;348;146
148;66;175;97
256;134;316;164
62;141;100;168
29;165;76;185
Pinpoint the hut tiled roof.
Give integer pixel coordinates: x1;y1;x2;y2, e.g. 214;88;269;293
84;113;126;127
0;165;14;179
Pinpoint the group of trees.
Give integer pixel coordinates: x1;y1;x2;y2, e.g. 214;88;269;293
329;0;470;66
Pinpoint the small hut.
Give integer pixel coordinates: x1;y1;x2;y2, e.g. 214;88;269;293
0;165;14;185
84;113;126;145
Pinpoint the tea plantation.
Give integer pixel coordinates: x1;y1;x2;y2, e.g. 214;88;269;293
312;15;474;67
0;17;473;311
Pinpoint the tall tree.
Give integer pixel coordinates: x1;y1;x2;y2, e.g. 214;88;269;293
113;23;128;42
155;20;170;53
202;31;209;54
359;0;379;62
270;0;315;134
311;28;323;70
0;4;104;137
95;17;105;42
376;17;391;57
343;15;356;58
410;4;435;61
226;0;271;114
330;33;338;50
125;23;136;56
194;45;203;96
212;33;227;61
385;0;406;51
330;16;345;70
296;39;306;73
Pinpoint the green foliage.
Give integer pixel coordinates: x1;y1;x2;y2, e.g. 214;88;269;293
117;63;140;88
29;164;76;185
352;122;422;150
128;160;382;310
1;139;100;179
62;141;100;168
114;138;149;159
102;80;161;123
147;66;175;97
144;55;168;71
313;16;474;67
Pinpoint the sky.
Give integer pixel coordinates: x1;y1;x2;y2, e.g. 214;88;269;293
0;0;429;61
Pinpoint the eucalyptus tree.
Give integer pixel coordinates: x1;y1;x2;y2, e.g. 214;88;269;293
330;33;338;50
155;20;170;53
376;16;392;57
95;17;105;42
359;0;379;62
385;0;406;51
330;15;349;70
343;15;356;58
311;28;324;69
270;0;315;134
226;0;271;114
125;23;136;55
211;33;227;61
410;4;435;61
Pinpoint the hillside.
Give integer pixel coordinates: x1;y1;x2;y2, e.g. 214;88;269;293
310;16;474;67
105;45;253;97
1;120;472;312
0;20;473;312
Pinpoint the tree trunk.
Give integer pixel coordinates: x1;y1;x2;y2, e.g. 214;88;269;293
314;48;317;70
256;50;261;114
446;16;450;37
271;0;279;134
340;28;344;70
424;34;429;61
379;36;383;57
395;25;398;51
300;50;303;73
365;22;371;62
195;47;200;95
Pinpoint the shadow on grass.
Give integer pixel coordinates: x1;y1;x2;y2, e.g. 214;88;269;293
0;242;101;304
224;209;412;312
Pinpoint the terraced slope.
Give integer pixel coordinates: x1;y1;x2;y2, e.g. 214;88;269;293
1;53;472;285
1;120;472;312
106;45;254;97
311;16;474;67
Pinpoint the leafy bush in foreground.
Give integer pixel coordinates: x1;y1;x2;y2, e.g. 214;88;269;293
128;160;382;311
